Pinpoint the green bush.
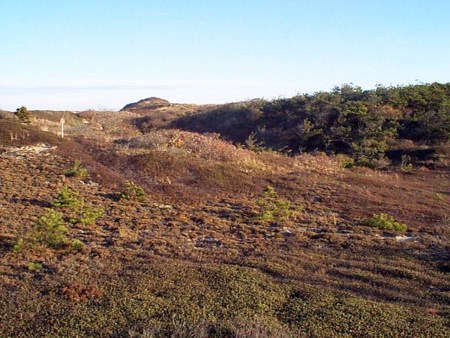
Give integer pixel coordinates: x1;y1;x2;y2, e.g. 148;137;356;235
28;262;43;272
52;186;84;210
65;160;89;179
256;186;291;222
12;207;92;252
352;139;389;167
363;213;408;232
53;186;103;226
336;154;354;168
76;207;104;226
12;238;25;252
70;239;84;251
119;180;147;202
33;209;68;248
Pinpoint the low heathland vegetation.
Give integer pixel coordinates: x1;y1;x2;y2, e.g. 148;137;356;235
0;83;448;336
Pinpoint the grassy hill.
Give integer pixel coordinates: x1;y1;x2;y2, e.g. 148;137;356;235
0;84;449;336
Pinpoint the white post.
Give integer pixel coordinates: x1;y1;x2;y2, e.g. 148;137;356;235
60;117;65;138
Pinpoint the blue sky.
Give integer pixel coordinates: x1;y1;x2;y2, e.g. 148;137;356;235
1;0;449;110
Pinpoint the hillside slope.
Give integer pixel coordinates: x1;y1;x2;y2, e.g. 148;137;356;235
0;115;449;336
123;83;450;169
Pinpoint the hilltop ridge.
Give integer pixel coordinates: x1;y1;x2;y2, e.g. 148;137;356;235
120;97;171;111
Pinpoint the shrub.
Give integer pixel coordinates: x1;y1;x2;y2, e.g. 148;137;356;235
53;186;103;226
76;207;104;226
119;180;147;202
245;132;265;152
15;106;32;124
400;155;413;173
65;160;89;179
12;209;90;252
336;154;354;168
256;186;291;222
12;238;25;252
28;262;43;272
352;139;389;167
363;213;408;232
70;239;84;251
52;186;84;210
33;209;68;248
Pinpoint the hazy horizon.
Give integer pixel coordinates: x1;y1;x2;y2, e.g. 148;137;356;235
1;80;447;112
1;0;450;111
